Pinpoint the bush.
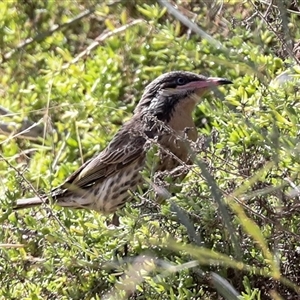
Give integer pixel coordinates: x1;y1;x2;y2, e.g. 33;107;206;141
1;1;300;299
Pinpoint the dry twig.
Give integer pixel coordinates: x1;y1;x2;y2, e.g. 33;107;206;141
2;8;95;62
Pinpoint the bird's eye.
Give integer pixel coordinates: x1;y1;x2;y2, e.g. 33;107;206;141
176;77;186;85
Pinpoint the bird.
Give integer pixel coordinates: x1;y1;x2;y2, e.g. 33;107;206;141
14;71;232;215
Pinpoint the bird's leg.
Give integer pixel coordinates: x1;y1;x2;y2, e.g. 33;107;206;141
130;189;150;208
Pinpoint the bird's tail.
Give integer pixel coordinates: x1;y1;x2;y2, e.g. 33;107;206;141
14;197;45;209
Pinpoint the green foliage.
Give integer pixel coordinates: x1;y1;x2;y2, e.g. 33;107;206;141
1;0;300;299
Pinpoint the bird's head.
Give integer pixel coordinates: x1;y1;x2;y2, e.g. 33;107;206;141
135;71;232;122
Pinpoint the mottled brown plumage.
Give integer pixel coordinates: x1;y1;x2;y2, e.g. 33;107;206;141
15;71;232;213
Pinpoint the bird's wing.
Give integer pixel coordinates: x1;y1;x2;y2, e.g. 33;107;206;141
53;124;145;195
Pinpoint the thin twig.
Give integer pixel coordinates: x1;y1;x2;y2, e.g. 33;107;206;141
249;0;300;65
0;119;44;142
0;105;13;116
0;153;96;256
3;8;95;62
0;105;44;139
62;19;144;70
157;0;225;49
259;0;300;15
0;243;25;248
1;153;56;215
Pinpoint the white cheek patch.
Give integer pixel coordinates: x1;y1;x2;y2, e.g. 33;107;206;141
148;96;159;111
160;88;185;97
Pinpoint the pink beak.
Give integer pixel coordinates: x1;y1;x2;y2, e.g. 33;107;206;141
179;77;232;90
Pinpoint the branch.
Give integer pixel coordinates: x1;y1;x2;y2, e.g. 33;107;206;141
2;8;95;62
157;0;225;50
62;19;144;70
0;105;44;140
